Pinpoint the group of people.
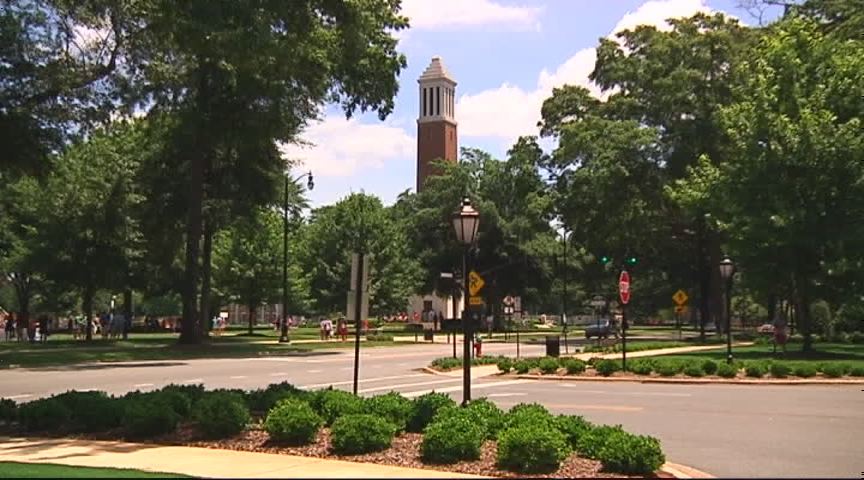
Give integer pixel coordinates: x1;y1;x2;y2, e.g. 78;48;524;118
2;312;51;343
319;317;350;341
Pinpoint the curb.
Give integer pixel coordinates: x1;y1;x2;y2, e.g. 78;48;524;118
515;374;864;385
662;462;715;479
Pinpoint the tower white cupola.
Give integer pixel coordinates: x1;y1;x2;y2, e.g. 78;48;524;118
418;56;457;124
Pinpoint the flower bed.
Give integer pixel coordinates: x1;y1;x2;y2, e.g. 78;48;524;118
0;384;670;478
483;355;864;381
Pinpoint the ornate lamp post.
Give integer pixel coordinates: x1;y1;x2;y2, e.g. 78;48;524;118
280;171;314;343
719;256;736;364
452;197;479;405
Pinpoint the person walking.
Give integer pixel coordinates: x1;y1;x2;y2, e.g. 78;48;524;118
4;315;13;341
337;316;348;342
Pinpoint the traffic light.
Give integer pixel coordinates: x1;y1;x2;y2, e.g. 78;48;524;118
626;256;638;266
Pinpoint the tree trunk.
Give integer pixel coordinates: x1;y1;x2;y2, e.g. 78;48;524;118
83;286;94;342
248;303;256;336
122;288;132;340
795;275;813;352
766;293;776;325
12;274;32;337
199;221;214;338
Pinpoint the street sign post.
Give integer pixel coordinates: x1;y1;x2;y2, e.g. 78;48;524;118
672;289;688;306
672;290;688;340
468;270;485;297
618;270;631;371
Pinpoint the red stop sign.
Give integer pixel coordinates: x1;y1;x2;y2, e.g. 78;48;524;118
619;270;631;305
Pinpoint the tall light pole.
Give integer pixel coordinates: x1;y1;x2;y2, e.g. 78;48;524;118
280;171;314;343
561;228;570;354
719;256;736;364
452;197;479;406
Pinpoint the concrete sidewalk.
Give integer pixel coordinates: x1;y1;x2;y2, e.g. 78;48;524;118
0;437;484;478
574;342;755;361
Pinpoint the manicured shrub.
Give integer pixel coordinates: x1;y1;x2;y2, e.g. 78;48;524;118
655;362;679;377
595;359;621;377
407;392;455;433
683;364;704;378
793;364;817;378
820;363;844;378
193;391;250;438
0;398;17;424
770;363;791;378
501;403;556;433
562;358;586;375
122;396;179;437
497;424;571;474
538;357;560;375
597;431;665;475
158;384;205;407
366;392;413;432
575;424;625;459
465;398;505;438
421;413;485;464
54;391;124;432
716;363;737;378
330;414;395;455
264;399;322;445
745;364;765;378
849;366;864;377
366;333;394;342
555;415;593;450
849;332;864;344
513;359;532;374
314;389;364;426
249;382;310;413
18;397;71;432
629;360;653;375
496;357;513;373
702;360;718;375
430;357;462;371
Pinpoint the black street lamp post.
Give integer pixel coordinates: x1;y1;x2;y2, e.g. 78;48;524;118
561;228;570;354
452;197;479;406
280;171;313;343
719;256;735;364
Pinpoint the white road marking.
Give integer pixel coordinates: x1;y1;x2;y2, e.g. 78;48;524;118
269;372;287;377
340;367;353;371
229;376;247;380
133;383;154;388
398;363;410;367
401;380;534;398
181;378;203;384
300;373;427;390
359;378;460;394
486;393;527;398
306;369;322;373
78;388;98;392
7;394;32;400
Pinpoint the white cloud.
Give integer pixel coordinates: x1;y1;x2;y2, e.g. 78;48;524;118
401;0;543;31
456;0;714;143
279;116;414;177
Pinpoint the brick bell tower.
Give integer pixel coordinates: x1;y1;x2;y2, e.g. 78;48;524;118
416;56;457;193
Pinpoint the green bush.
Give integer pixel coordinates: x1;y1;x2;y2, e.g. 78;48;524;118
655;362;679;377
330;414;395;455
502;403;556;432
158;384;205;407
18;397;71;432
366;333;394;342
122;396;179;437
702;360;718;375
563;358;586;374
716;362;737;378
555;415;593;450
820;363;844;378
135;390;193;419
192;391;250;438
496;357;513;373
248;382;309;413
629;360;653;375
366;392;413;432
770;363;791;378
513;359;532;374
538;357;560;375
465;398;505;438
314;389;364;426
497;424;571;473
597;431;665;475
683;364;704;377
407;392;455;433
850;331;864;344
0;398;17;424
421;414;485;464
849;366;864;377
595;359;621;377
430;357;462;371
575;424;625;459
54;391;124;432
264;399;322;445
745;364;765;378
794;364;817;378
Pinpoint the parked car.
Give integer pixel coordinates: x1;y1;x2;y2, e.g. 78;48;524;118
757;323;775;334
585;319;618;339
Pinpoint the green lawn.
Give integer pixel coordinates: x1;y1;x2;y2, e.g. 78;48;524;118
0;462;191;478
644;342;864;368
0;333;403;369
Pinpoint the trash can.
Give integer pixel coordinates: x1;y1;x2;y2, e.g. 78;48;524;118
424;329;434;342
545;335;561;357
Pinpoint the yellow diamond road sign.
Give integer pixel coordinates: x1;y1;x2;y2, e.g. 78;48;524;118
672;289;689;306
468;270;485;297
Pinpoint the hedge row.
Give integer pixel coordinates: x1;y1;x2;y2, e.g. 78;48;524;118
2;384;666;475
492;355;864;379
429;355;504;371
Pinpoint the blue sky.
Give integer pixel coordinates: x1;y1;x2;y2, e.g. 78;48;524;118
281;0;783;208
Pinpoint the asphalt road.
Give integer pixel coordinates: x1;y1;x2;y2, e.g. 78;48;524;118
1;341;861;478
